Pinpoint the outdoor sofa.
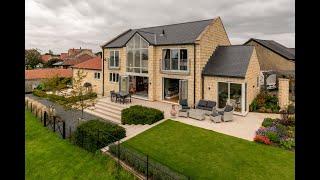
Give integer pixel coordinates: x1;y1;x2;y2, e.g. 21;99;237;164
196;100;217;115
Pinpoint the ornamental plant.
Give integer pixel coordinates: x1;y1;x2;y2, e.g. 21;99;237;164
254;135;271;145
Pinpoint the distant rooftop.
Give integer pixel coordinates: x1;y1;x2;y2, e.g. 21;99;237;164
25;68;72;80
244;38;295;60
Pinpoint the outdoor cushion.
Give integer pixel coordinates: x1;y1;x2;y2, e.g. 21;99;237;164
197;100;207;107
180;99;188;106
224;105;234;112
207;101;216;108
211;111;219;117
218;111;224;115
202;107;212;111
182;105;190;109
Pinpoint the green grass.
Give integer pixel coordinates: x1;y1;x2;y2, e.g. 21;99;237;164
25;110;134;180
124;120;295;180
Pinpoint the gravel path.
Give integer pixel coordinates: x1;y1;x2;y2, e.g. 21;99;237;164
25;94;111;137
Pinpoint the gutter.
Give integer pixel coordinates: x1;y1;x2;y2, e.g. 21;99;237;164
193;44;196;108
101;47;105;96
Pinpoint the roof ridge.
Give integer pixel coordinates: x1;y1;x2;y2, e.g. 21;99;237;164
135;18;216;30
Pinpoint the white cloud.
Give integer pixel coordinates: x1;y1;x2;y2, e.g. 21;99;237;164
25;0;295;54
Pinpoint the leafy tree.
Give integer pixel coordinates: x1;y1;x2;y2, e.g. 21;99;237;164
42;75;70;93
25;49;41;69
63;70;95;119
43;58;63;68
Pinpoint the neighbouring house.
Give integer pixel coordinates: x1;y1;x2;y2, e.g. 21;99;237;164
41;54;60;63
71;57;102;95
244;39;295;90
25;68;72;93
244;38;295;72
101;17;261;116
53;48;96;69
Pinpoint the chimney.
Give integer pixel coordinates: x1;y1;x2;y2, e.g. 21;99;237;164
160;29;165;37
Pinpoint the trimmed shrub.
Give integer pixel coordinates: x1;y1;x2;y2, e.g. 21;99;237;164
68;92;97;103
73;120;126;152
121;105;164;125
254;135;271;145
109;144;187;180
32;89;47;97
262;118;276;127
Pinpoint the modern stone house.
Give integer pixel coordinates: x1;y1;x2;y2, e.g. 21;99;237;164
71;57;102;95
244;38;295;72
100;17;261;115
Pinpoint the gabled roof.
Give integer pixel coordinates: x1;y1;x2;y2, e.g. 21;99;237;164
71;57;102;70
25;69;72;80
62;54;95;66
244;38;295;60
202;45;254;78
41;55;52;63
103;18;216;48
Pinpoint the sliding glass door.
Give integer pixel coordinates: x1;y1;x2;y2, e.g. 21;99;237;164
218;82;246;114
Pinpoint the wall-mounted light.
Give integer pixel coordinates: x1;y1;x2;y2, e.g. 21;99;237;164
208;86;211;90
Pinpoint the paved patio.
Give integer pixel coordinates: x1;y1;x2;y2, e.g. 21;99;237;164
101;97;280;141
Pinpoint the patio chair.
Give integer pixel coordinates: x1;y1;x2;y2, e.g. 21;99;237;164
178;99;189;117
210;109;222;123
110;90;116;102
220;105;234;122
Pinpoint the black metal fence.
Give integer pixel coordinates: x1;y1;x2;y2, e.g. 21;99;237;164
25;99;67;139
26;99;190;180
75;126;190;180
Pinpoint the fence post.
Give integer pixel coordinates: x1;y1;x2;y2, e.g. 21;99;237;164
81;131;84;147
146;155;149;180
69;127;72;140
30;103;33;113
62;121;66;139
40;109;42;121
53;116;56;132
117;140;120;177
44;113;47;127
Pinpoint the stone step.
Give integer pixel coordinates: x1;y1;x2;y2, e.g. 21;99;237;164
94;104;122;115
95;102;124;112
84;109;121;124
97;99;127;109
94;108;121;120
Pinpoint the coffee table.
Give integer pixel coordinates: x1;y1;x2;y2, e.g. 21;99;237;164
188;109;205;121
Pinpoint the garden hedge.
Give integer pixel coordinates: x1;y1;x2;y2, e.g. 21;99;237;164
109;144;187;180
121;105;164;125
72;120;126;152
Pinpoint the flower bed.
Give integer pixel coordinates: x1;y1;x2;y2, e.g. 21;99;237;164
249;91;280;113
254;116;295;150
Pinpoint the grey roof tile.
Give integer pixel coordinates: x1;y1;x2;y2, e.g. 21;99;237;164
245;38;295;60
202;45;254;78
103;19;215;48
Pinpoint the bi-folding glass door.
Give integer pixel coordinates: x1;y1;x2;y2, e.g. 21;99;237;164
218;82;247;115
179;80;188;101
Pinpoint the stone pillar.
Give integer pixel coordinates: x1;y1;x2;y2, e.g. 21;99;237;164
278;78;289;109
148;46;156;101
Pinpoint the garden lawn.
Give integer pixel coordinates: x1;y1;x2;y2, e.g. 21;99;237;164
25;110;134;180
124;120;294;180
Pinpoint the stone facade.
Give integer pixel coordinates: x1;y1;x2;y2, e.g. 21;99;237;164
246;41;295;72
102;18;230;107
203;48;260;113
278;78;289;109
72;68;102;95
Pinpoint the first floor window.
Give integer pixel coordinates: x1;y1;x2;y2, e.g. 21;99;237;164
94;72;100;79
162;49;188;71
109;73;119;82
109;50;119;68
